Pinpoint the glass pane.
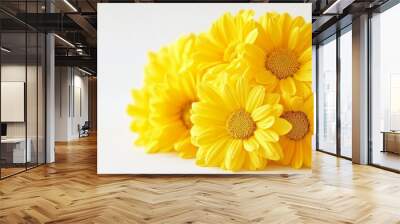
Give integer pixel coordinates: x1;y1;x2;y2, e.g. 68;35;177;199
371;4;400;171
38;33;45;165
340;29;352;158
318;37;337;154
27;31;38;169
312;45;317;151
1;32;27;177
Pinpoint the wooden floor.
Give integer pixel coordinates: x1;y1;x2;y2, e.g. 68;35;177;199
1;135;400;224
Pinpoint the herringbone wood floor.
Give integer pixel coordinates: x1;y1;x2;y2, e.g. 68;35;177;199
1;135;400;224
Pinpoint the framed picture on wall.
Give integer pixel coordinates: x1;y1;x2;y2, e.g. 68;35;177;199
98;3;313;174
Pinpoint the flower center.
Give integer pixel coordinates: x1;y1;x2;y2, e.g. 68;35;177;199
281;111;310;141
181;103;192;129
226;109;256;139
265;49;300;80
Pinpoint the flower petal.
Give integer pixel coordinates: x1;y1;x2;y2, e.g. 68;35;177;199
254;129;279;142
280;77;296;96
224;140;243;170
251;105;272;121
272;118;292;135
245;86;265;112
257;116;276;129
294;70;312;82
243;136;259;152
291;141;303;169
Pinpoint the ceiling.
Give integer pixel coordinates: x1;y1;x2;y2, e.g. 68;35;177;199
0;0;395;75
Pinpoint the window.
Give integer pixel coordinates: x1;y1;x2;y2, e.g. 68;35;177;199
371;3;400;171
339;28;352;158
0;2;47;179
317;36;337;154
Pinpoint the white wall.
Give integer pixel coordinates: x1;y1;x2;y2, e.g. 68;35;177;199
55;67;89;141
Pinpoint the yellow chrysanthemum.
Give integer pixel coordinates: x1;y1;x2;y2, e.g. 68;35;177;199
191;77;292;171
194;10;258;75
128;34;200;158
147;69;201;158
140;34;202;159
127;88;151;146
144;34;196;86
278;94;313;168
243;12;312;98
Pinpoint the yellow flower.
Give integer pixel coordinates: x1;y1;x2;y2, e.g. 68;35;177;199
147;70;200;158
279;94;314;168
128;34;200;159
191;77;292;171
194;10;258;74
127;88;151;146
243;12;312;98
144;34;196;86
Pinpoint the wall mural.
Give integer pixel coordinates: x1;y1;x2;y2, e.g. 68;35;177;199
98;3;312;174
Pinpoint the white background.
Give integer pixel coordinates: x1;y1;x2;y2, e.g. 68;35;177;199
98;3;311;174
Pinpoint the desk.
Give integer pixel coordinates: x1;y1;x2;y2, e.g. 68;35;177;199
1;138;31;163
381;131;400;154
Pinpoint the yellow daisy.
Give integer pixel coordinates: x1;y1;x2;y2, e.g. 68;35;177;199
128;34;200;159
194;10;258;74
243;12;312;98
147;69;200;158
279;94;313;168
127;88;151;146
191;77;292;171
144;34;196;86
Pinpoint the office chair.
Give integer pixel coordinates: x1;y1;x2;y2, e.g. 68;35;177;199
79;121;90;138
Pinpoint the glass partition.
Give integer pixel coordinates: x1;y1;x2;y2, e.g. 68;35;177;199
0;2;46;179
1;31;28;177
27;31;38;169
339;28;352;158
371;4;400;171
317;36;337;154
38;32;46;165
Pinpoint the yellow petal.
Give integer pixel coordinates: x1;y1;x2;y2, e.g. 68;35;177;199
291;141;303;169
254;129;279;142
288;27;299;50
225;140;242;170
256;116;275;129
272;118;292;135
248;150;266;169
279;77;296;96
175;137;196;159
255;70;278;89
243;44;265;67
281;138;295;165
205;138;229;166
270;104;284;117
245;29;258;44
230;149;246;171
298;47;312;64
267;17;282;48
243;136;259;152
303;136;312;167
256;139;281;161
264;93;280;105
235;76;249;107
251;105;272;121
294;69;311;82
245;86;265;112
